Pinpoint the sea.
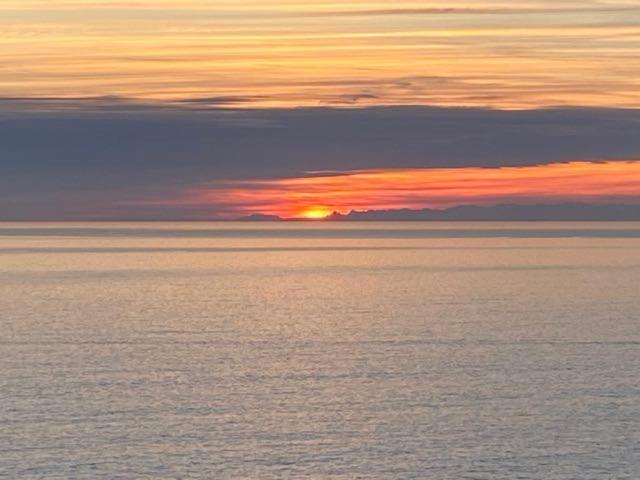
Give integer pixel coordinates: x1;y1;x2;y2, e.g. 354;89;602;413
1;222;639;479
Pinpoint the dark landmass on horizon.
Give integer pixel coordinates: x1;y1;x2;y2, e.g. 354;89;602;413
238;204;640;222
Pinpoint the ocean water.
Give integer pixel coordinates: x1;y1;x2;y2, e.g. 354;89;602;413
1;222;639;479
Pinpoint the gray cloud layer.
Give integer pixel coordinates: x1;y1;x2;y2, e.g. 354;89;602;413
1;99;640;219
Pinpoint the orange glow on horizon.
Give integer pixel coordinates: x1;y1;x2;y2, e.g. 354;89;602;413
172;160;640;218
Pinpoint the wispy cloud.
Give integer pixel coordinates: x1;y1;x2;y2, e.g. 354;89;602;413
304;6;640;17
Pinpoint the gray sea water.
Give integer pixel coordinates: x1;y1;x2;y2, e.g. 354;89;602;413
1;222;639;479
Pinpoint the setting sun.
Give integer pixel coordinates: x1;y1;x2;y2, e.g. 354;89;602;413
298;207;334;219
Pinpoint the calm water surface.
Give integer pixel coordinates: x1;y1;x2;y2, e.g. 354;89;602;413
1;223;639;479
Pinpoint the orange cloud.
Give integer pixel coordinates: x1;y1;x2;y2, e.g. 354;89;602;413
177;160;640;218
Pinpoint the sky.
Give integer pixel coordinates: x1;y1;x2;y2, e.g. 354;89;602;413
1;0;640;219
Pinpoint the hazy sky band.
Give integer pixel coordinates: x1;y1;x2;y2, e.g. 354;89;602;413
3;0;640;108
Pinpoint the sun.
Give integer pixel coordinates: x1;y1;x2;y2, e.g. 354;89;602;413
299;206;333;219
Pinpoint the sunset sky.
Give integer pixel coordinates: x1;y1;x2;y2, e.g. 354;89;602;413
2;0;640;219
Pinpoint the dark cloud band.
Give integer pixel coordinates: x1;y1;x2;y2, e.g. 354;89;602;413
2;100;640;219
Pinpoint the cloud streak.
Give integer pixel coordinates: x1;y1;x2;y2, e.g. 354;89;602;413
306;6;640;17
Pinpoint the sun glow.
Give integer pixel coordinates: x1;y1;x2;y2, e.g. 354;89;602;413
298;206;334;219
174;160;640;219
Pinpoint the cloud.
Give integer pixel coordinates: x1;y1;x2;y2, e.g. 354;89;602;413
2;100;640;219
305;6;640;18
177;96;270;106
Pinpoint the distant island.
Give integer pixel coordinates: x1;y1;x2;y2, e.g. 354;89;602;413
237;213;284;222
236;203;640;221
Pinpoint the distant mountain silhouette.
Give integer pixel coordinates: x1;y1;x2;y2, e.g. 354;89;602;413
236;203;640;221
326;203;640;221
237;213;283;222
